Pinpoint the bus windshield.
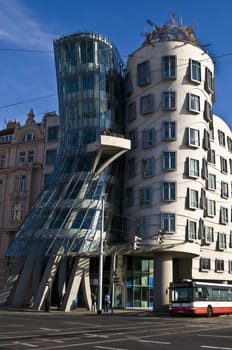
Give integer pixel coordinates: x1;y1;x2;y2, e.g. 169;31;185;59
171;287;193;303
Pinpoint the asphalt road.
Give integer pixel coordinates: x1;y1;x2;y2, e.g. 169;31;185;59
0;308;232;349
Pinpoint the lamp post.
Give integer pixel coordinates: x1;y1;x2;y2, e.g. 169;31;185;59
97;194;105;314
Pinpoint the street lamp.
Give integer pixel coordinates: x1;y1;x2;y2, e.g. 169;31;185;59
97;194;105;314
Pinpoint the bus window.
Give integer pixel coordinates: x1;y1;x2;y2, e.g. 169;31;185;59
171;287;193;302
195;287;208;300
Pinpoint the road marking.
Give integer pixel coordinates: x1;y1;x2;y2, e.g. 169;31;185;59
40;328;60;332
201;346;232;350
13;341;38;348
140;339;171;345
94;346;127;350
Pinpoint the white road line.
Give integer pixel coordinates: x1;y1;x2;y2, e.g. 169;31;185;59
94;346;127;350
140;339;171;345
13;341;38;348
40;328;60;332
201;346;232;350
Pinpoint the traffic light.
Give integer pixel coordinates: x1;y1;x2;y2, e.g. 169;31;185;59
133;235;142;250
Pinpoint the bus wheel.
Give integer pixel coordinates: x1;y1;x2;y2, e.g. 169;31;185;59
207;305;213;317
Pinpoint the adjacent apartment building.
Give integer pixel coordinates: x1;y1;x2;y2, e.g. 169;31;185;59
0;109;60;288
0;17;232;312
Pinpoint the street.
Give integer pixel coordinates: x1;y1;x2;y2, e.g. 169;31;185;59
0;309;232;349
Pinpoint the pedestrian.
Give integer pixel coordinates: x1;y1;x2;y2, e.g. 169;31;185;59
91;292;97;312
104;293;110;312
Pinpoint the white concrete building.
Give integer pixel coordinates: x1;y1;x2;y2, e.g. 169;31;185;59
123;22;232;310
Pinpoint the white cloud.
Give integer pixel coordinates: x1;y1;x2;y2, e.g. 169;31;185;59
0;0;55;50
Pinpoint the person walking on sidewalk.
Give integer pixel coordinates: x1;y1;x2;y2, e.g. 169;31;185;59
104;293;110;312
91;292;97;312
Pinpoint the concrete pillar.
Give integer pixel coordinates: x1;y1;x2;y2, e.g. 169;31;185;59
12;255;36;307
154;254;173;312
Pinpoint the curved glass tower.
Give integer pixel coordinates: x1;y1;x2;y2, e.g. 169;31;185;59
3;32;130;311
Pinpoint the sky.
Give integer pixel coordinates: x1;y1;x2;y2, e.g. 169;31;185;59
0;0;232;129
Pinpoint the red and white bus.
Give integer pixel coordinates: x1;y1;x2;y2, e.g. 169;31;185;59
169;280;232;317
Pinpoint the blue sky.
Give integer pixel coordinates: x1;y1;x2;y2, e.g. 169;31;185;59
1;0;232;129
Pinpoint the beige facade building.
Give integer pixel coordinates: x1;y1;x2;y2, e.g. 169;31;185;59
0;109;60;288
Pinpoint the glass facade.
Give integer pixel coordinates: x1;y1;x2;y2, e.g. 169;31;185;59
7;32;125;257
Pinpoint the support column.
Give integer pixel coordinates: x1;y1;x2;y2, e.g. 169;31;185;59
154;254;173;312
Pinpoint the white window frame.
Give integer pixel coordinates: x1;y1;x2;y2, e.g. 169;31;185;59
220;156;228;174
162;182;176;201
220;207;228;224
163;151;176;170
163;121;176;140
190;59;201;83
161;212;175;233
208;149;216;164
218;130;225;146
208;174;216;191
189;189;199;209
162;91;176;110
188;158;199;178
204;226;214;244
205;67;214;94
218;232;227;250
187;219;198;241
207;199;216;217
137;60;151;86
221;181;229;199
188;128;200;147
200;258;211;271
215;259;224;272
162;56;176;79
189;93;200;113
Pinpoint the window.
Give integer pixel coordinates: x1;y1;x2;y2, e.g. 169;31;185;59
80;39;93;64
163;121;176;140
163;152;176;170
19;151;26;163
22;133;35;142
28;150;34;162
208;174;216;190
0;134;12;143
220;207;228;224
203;129;210;150
82;75;94;90
230;159;232;175
128;129;138;149
190;59;201;83
200;258;211;271
208;149;216;164
209;129;214;141
188;93;200;113
127;102;136;122
12;202;23;221
140;187;152;208
204;101;213;122
143;128;155;148
230;231;232;248
218;233;227;250
189;189;199;209
162;91;176;110
207;199;216;217
125;72;133;96
127;158;137;177
229;261;232;273
137;60;151;86
205;67;214;94
70;80;78;92
218;130;225;146
215;259;224;272
136;216;149;236
142;158;154;177
161;212;175;233
162;56;176;79
0;155;5;168
204;226;214;244
45;149;57;166
140;94;154;114
187;219;197;240
227;136;232;153
125;187;134;207
47;126;59;141
220;156;227;174
15;175;26;192
188;158;199;178
188;128;200;147
221;181;229;199
162;182;176;201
